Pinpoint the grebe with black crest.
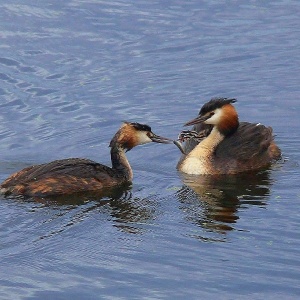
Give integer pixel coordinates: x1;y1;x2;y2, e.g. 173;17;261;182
176;98;281;175
1;122;172;197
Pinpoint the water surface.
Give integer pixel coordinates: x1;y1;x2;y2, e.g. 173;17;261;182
0;1;299;299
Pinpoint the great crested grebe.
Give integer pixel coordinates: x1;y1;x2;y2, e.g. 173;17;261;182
176;98;281;175
1;122;172;197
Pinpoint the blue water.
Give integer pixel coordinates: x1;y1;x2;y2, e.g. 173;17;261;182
0;1;299;299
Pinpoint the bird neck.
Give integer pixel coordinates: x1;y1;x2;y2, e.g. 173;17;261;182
188;126;224;158
110;145;133;181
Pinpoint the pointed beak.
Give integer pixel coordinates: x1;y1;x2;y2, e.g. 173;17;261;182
150;133;173;144
184;114;209;126
173;140;186;154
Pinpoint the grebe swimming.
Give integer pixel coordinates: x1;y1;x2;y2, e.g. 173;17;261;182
1;122;172;197
176;98;281;175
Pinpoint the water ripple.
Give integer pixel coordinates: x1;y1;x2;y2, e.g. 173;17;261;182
0;0;299;299
2;4;62;18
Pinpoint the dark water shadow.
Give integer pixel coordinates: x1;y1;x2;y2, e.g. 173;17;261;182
176;169;273;236
2;185;156;235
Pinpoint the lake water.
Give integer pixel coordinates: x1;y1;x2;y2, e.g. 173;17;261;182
0;1;299;299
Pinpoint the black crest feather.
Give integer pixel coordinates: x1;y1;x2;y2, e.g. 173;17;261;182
129;122;151;132
199;97;237;115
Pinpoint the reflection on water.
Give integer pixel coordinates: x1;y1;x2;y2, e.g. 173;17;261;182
0;0;299;298
23;184;132;206
176;170;273;235
109;194;157;234
4;184;157;236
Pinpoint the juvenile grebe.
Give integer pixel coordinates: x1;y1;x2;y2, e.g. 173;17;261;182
1;122;172;197
176;98;281;175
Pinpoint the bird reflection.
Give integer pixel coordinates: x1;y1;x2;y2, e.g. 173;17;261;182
29;184;132;206
109;194;157;234
176;170;273;235
8;185;156;236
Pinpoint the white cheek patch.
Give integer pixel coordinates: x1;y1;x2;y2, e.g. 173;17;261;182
205;108;222;125
136;131;152;145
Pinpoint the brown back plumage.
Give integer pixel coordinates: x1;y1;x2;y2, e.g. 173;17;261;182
180;121;281;173
0;158;124;197
1;122;171;197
